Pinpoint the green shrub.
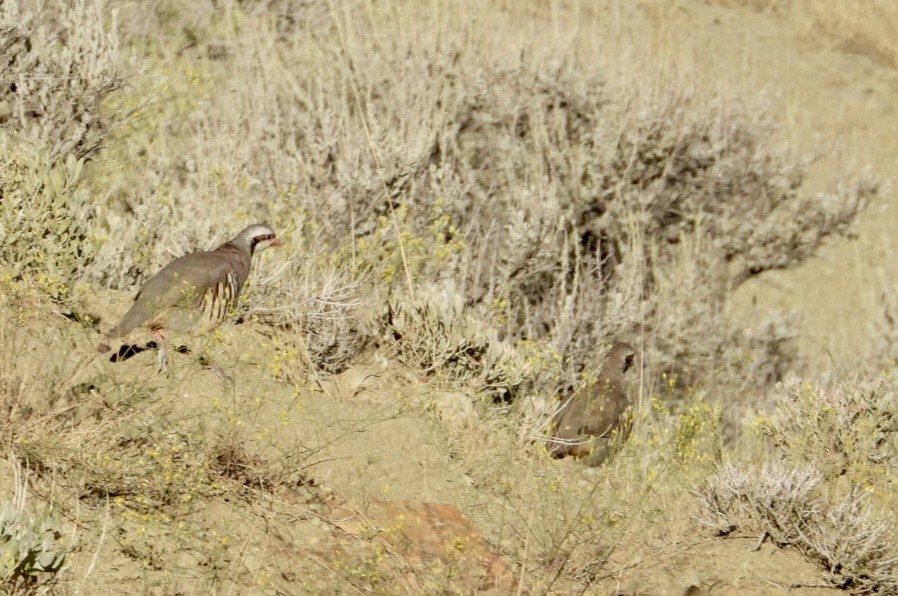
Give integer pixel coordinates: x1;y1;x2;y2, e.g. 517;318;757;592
754;379;898;483
0;0;121;300
0;139;96;301
0;503;67;594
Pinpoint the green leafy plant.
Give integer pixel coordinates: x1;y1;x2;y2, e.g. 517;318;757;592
0;504;67;593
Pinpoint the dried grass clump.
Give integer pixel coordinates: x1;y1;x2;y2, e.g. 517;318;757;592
427;61;875;395
0;0;121;162
695;460;822;542
249;249;370;374
77;1;877;396
380;283;524;401
805;488;898;593
696;461;898;593
697;378;898;593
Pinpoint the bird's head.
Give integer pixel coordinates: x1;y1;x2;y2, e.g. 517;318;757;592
235;223;283;255
606;342;637;374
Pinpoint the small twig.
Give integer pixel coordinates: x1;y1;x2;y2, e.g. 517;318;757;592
753;529;769;551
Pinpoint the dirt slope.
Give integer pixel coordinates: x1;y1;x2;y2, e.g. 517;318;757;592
653;1;898;374
16;286;834;594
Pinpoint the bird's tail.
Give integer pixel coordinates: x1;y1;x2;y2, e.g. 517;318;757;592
99;301;150;351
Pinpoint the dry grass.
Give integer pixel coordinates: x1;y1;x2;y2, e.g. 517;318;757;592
696;461;898;593
696;377;898;593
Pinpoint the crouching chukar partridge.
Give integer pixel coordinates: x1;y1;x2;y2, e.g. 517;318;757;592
548;342;637;467
98;224;282;371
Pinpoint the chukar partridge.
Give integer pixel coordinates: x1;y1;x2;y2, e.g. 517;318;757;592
548;342;637;467
98;224;282;371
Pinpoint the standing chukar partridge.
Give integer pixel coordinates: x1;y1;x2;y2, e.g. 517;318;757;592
98;224;282;371
548;342;638;467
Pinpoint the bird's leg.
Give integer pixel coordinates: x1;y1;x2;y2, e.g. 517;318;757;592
152;329;168;374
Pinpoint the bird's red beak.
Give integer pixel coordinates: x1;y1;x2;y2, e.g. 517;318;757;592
271;238;284;247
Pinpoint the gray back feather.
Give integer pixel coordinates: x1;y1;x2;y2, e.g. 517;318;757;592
105;236;253;339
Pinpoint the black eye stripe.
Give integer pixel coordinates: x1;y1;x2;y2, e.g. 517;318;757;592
250;233;275;251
